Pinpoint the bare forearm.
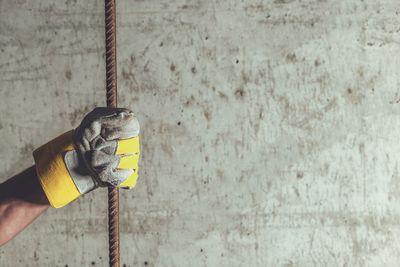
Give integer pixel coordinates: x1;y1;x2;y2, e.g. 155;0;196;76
0;166;49;246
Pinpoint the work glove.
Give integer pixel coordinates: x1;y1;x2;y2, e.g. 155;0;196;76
33;107;140;208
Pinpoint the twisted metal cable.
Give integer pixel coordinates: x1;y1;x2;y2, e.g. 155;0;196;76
104;0;120;266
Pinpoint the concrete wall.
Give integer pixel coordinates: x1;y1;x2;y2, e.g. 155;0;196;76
1;0;400;266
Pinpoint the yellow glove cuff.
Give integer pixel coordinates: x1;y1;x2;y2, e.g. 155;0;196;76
33;131;79;208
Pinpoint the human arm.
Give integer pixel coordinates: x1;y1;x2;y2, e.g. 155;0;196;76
0;166;49;246
0;107;140;246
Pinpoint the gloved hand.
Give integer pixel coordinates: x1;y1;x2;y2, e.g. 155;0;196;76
33;107;140;208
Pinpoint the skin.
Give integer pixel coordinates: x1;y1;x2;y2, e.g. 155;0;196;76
0;166;49;246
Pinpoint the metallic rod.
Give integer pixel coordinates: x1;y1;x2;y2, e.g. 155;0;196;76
104;0;120;266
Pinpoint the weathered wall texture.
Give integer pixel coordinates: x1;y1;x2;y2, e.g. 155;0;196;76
1;0;400;266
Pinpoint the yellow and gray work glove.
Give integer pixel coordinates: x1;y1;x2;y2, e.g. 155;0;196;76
33;107;140;208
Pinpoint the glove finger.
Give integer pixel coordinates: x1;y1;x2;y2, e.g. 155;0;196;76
118;170;138;189
86;108;139;140
86;150;120;169
74;124;101;152
89;136;118;156
101;116;140;141
95;107;135;128
98;167;135;187
91;135;105;149
102;126;139;141
82;107;131;125
117;154;139;169
115;137;140;155
74;121;102;153
75;107;138;145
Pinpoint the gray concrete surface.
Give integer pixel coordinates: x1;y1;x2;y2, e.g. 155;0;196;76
1;0;400;266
